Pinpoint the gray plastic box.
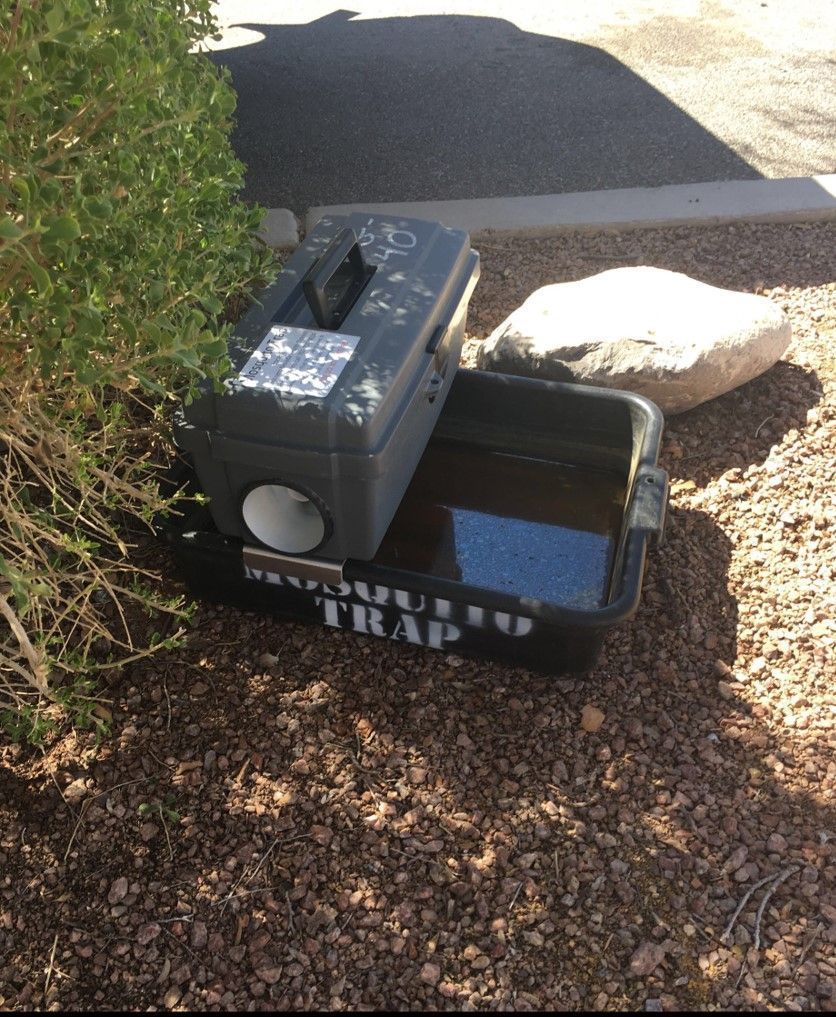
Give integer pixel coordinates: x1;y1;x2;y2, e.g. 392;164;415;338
174;213;480;562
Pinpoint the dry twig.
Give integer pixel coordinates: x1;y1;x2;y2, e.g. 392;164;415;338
43;932;59;996
753;866;800;950
722;865;801;949
508;881;524;912
793;923;823;976
721;871;780;943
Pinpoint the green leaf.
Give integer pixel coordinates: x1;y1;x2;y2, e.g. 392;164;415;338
96;43;118;67
11;178;31;205
116;314;138;342
45;215;81;241
29;262;52;296
45;5;64;34
201;338;227;358
84;198;113;219
0;218;23;240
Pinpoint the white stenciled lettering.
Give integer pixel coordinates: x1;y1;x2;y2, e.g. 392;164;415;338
466;605;485;628
394;589;426;612
494;612;534;636
351;604;386;637
433;598;453;619
247;571;533;643
354;583;393;606
246;567;285;587
315;596;347;627
286;577;320;591
390;613;423;643
426;621;462;649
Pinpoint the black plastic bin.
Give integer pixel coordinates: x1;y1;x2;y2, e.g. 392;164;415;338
161;370;667;675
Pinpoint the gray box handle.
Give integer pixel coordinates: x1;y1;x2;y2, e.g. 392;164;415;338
302;227;375;330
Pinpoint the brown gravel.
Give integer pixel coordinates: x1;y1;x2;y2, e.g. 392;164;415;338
1;221;835;1012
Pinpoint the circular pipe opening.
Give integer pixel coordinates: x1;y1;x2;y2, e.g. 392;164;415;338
241;483;327;554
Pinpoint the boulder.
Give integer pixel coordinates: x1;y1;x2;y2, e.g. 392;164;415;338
476;267;791;414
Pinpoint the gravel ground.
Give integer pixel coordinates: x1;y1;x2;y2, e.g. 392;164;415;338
1;222;834;1012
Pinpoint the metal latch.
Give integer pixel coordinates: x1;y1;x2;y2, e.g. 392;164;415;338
425;324;450;373
243;545;344;585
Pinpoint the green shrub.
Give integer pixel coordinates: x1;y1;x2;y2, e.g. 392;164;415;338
0;0;274;739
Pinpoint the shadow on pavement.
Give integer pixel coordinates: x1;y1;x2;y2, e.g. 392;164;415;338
209;9;761;210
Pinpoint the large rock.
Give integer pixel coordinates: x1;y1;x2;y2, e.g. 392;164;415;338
476;267;791;414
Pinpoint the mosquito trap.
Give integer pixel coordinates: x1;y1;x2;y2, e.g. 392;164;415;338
168;215;668;675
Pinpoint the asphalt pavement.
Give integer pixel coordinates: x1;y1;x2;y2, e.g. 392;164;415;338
207;1;836;213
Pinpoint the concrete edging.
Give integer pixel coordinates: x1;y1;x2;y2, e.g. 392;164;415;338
300;174;836;238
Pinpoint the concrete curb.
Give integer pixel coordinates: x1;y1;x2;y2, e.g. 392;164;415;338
302;174;836;238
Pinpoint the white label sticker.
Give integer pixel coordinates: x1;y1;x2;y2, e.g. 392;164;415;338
237;324;360;398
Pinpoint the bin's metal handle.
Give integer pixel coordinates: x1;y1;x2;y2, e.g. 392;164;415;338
626;465;669;547
302;227;375;330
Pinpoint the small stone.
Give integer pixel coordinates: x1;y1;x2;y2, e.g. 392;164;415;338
420;962;441;985
581;704;605;733
63;778;89;803
629;941;667;977
718;680;735;700
164;987;182;1008
713;659;734;678
136;922;162;946
190;921;208;950
310;825;333;847
107;877;128;905
139;822;158;842
724;845;749;873
255;965;282;985
766;832;788;853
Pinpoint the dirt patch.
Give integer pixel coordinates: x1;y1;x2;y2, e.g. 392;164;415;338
1;221;834;1011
